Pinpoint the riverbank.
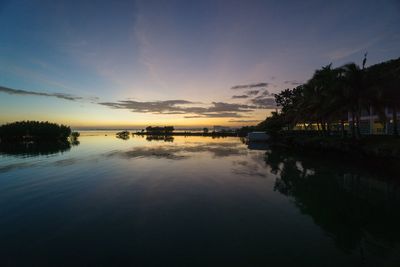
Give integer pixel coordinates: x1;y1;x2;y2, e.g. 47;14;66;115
270;133;400;160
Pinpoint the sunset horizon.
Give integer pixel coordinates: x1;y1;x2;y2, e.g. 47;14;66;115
1;0;399;128
1;2;400;266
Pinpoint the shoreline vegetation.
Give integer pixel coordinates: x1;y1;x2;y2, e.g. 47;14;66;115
1;56;399;160
0;121;71;143
116;126;239;139
0;121;80;156
238;56;400;160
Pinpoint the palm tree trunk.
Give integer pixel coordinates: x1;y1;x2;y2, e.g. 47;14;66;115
393;106;398;136
321;120;326;133
355;111;361;139
341;119;345;138
351;112;356;138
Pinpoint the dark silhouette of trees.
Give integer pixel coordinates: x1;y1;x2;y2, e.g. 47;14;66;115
0;121;71;142
265;148;400;256
116;130;130;140
145;126;174;135
263;57;400;138
257;112;286;137
367;58;400;136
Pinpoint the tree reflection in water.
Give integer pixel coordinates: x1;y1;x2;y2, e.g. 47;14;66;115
265;148;400;264
0;140;78;157
146;135;174;142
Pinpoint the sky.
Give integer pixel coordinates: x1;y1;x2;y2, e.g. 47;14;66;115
0;0;399;128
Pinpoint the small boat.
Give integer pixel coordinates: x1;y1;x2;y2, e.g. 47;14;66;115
246;132;269;142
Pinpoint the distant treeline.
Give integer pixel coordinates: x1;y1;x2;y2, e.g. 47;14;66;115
241;56;400;138
145;126;174;135
134;126;240;137
0;121;71;142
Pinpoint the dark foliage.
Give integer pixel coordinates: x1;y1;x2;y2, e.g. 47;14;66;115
146;126;174;135
263;57;400;138
0;121;71;142
0;141;71;157
236;126;258;137
116;130;130;140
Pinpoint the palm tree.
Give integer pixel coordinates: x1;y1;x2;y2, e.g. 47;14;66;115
340;63;368;139
368;58;400;136
322;66;350;137
302;64;343;135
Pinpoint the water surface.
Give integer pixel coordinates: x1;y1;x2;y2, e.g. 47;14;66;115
1;132;399;266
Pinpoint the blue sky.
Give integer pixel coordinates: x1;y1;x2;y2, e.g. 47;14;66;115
0;0;399;128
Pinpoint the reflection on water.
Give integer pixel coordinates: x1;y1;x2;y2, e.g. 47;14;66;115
146;135;174;142
0;141;74;157
107;141;246;160
0;132;399;266
265;148;400;265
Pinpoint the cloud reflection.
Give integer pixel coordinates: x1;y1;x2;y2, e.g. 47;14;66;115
106;142;247;160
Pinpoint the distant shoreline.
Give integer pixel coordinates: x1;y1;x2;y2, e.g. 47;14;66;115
132;132;239;137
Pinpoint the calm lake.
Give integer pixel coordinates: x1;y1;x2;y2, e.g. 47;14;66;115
1;132;400;266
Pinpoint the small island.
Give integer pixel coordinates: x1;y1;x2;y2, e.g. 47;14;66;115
116;130;130;140
0;121;73;143
0;121;80;156
134;126;238;137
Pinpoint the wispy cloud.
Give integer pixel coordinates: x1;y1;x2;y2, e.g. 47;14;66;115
232;95;249;99
245;90;259;96
232;89;263;99
0;85;84;101
284;80;303;86
228;119;260;123
99;100;256;118
185;113;249;118
259;89;272;97
99;100;195;114
326;35;384;61
1;84;274;119
250;96;277;109
231;82;268;90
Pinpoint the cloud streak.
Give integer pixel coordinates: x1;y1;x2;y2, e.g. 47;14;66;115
228;119;260;123
99;100;257;118
259;90;272;97
250;96;277;109
0;85;85;101
231;82;268;90
232;95;249;99
0;84;276;119
284;80;303;86
245;90;259;96
99;100;195;114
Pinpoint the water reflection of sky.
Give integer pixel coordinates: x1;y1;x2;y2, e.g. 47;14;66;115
0;132;399;266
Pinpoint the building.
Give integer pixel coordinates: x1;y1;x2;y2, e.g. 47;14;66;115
348;107;400;135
